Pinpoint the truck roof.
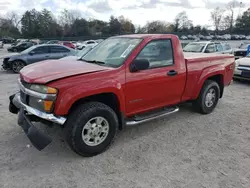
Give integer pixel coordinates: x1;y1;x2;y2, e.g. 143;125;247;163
111;34;177;39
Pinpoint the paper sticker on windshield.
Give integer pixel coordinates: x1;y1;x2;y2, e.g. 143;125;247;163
120;45;135;58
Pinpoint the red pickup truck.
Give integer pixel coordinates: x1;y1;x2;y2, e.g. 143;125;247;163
9;34;235;157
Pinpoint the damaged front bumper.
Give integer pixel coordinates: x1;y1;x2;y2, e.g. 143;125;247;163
9;93;67;150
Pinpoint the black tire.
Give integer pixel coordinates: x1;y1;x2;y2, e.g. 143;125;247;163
64;102;119;157
12;60;26;73
193;80;220;114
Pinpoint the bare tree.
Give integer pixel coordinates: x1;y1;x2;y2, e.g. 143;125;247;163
6;11;21;29
144;20;172;33
174;11;193;31
58;9;81;36
211;7;225;32
227;0;244;33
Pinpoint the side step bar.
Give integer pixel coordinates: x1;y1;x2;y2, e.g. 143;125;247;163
125;106;179;126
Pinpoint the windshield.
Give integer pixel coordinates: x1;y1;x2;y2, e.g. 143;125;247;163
183;42;206;52
20;45;36;54
77;45;95;58
82;37;142;67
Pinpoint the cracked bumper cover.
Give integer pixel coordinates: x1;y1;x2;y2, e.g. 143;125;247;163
9;93;67;150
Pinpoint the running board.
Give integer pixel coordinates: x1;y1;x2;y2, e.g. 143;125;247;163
125;106;179;126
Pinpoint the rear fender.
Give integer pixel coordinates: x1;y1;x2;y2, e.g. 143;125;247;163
192;66;225;100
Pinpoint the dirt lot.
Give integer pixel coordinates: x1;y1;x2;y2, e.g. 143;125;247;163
1;45;250;188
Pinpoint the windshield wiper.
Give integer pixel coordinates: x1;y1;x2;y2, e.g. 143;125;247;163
82;59;105;65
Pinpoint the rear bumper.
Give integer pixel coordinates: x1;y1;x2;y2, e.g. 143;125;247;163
9;93;67;150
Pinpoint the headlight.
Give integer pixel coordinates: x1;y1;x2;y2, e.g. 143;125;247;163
235;60;239;67
30;84;57;94
28;84;57;112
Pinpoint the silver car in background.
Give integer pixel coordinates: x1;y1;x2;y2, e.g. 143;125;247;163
2;44;76;73
183;41;233;54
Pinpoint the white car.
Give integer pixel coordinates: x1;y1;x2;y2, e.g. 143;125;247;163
234;55;250;81
180;35;188;40
61;43;98;60
0;41;3;48
183;41;233;54
77;40;98;50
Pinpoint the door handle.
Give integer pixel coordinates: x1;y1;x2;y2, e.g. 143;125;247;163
167;70;178;76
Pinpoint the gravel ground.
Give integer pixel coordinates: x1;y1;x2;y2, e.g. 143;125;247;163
1;43;250;188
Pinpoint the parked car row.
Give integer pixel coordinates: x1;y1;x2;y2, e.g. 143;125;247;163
182;41;233;54
180;34;250;41
0;40;3;48
5;38;103;52
2;41;99;73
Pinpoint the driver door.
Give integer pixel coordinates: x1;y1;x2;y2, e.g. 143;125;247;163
125;39;186;115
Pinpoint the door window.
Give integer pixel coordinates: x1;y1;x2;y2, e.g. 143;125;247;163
135;39;174;69
50;46;70;53
32;46;49;54
223;44;231;50
205;43;216;53
215;43;223;52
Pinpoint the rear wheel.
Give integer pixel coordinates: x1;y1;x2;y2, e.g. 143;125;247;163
193;80;220;114
64;102;119;157
12;60;25;73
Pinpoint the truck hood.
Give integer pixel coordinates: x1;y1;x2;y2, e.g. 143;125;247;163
236;57;250;66
20;59;113;84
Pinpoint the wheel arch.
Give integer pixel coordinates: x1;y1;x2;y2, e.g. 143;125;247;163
67;92;125;130
194;73;224;100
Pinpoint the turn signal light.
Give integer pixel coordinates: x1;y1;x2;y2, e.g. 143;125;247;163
44;100;54;112
47;87;57;94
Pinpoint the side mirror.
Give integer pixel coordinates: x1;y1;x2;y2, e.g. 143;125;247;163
130;59;150;72
29;51;35;55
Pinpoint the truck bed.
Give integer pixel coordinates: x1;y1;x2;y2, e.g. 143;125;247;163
181;52;235;101
184;52;234;62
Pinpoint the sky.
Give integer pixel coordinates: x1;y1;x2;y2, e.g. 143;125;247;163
0;0;249;28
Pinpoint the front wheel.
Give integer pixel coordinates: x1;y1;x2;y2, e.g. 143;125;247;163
12;60;26;73
64;102;119;157
193;80;220;114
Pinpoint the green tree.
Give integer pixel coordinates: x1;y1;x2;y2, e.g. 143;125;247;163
71;18;90;36
235;10;250;35
109;16;122;35
118;16;135;34
145;20;168;33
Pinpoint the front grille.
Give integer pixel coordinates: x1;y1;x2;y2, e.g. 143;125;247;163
21;79;31;89
239;65;250;68
20;90;28;104
2;58;10;69
19;79;31;104
234;51;247;57
241;71;250;78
